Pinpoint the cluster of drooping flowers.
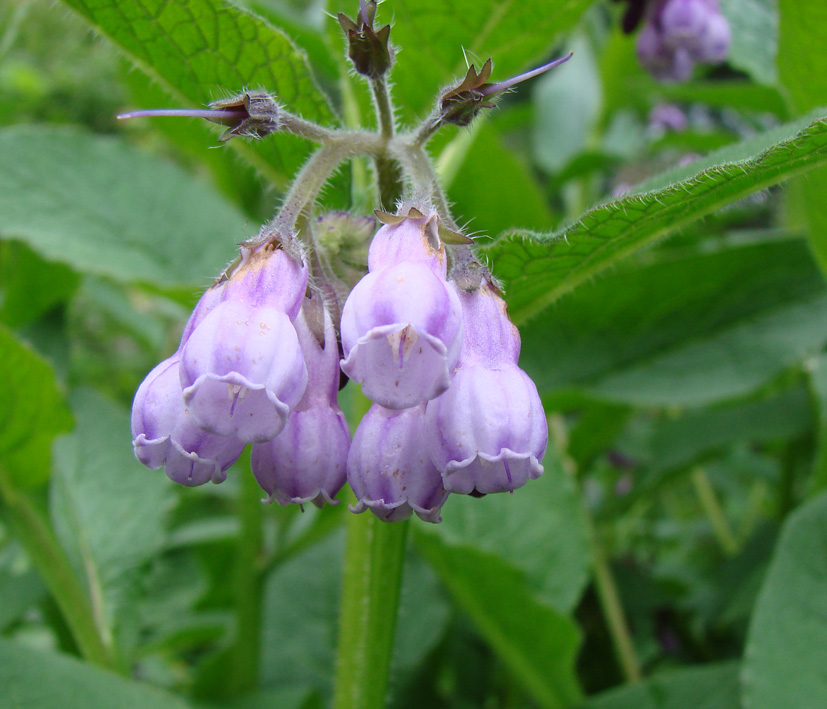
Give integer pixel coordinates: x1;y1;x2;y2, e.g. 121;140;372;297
613;0;731;82
127;1;563;523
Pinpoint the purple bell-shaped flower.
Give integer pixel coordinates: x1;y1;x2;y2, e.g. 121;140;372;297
426;281;547;495
179;242;309;444
348;404;448;523
340;208;463;409
251;295;350;507
132;354;245;486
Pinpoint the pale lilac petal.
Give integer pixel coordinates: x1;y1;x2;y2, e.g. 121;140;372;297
131;355;244;486
348;404;448;523
341;262;463;409
251;406;349;507
427;365;547;495
180;300;307;443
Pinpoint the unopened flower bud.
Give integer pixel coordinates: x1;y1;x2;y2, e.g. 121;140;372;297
348;404;448;523
338;1;393;79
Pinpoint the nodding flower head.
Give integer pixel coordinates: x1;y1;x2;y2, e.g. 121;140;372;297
340;207;464;409
179;241;309;444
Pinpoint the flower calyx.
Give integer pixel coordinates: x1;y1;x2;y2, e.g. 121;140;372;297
439;54;573;128
208;90;282;142
338;1;393;79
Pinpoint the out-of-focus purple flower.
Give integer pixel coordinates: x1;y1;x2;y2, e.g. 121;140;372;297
635;0;730;82
132;354;245;486
648;102;688;132
348;404;448;523
251;296;349;507
340;209;463;409
426;281;547;495
180;243;309;444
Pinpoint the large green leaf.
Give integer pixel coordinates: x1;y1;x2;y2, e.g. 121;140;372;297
720;0;777;85
520;235;827;407
429;451;590;613
0;324;72;487
583;662;740;709
0;125;247;287
59;0;337;187
416;532;583;709
484;112;827;323
50;389;173;654
327;0;593;122
808;353;827;495
743;493;827;708
0;639;189;709
777;1;827;277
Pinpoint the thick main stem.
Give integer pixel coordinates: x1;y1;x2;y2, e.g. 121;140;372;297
333;511;409;709
227;469;265;695
0;469;117;670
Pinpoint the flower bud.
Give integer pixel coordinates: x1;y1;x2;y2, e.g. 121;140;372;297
348;404;448;523
426;282;547;495
338;1;393;79
132;355;245;486
180;242;309;444
251;297;349;507
341;209;463;409
208;90;281;142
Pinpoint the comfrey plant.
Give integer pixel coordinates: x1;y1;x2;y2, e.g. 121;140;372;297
126;1;569;523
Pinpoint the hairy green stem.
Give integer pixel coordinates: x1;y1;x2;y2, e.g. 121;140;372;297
227;470;265;695
333;511;409;709
0;468;117;670
369;76;403;208
691;467;738;556
280;110;336;143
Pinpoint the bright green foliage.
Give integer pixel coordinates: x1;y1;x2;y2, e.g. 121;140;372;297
60;0;337;186
0;639;189;708
485;113;827;323
743;493;827;708
0;324;72;487
0;126;247;287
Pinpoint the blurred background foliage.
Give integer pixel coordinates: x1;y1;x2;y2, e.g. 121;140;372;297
1;0;827;707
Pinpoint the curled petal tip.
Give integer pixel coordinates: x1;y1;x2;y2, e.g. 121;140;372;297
480;52;574;96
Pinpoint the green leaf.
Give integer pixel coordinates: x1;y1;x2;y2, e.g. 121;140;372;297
582;662;740;709
520;235;827;407
776;1;827;278
0;639;189;709
0;569;46;631
338;0;593;121
743;493;827;708
603;387;811;515
720;0;777;85
0;125;247;287
484;112;827;323
430;451;590;613
0;324;72;487
808;353;827;495
0;242;79;328
415;532;583;709
50;389;173;655
59;0;337;187
445;122;555;236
